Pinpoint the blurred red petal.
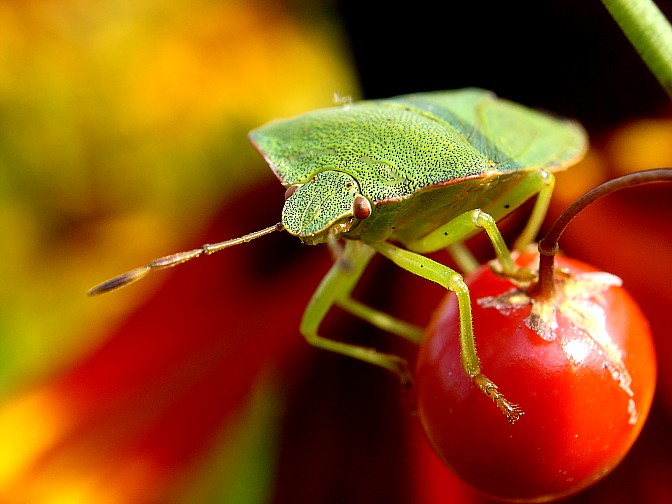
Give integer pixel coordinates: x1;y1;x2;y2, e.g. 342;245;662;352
0;181;328;503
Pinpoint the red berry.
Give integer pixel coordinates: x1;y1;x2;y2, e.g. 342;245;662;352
415;252;656;502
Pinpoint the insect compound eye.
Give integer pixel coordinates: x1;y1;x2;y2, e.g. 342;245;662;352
284;184;301;200
353;194;372;220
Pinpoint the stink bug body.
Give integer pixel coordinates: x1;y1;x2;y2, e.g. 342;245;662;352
89;88;587;422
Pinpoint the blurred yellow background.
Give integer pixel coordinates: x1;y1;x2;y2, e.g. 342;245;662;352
0;0;356;393
0;1;356;502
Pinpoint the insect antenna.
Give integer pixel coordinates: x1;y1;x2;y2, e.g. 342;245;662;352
87;222;284;296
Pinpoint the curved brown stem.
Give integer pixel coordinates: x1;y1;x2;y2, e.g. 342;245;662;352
531;168;672;299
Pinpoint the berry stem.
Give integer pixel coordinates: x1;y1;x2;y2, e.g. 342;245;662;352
532;168;672;299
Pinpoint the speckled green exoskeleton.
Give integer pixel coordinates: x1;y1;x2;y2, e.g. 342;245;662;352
89;88;587;422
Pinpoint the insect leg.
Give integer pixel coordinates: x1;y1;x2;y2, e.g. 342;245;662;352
511;169;555;250
372;241;524;423
407;209;523;278
300;240;414;386
336;296;424;344
446;241;481;276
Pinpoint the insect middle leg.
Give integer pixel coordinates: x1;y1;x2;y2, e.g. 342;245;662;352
300;240;422;387
371;240;524;423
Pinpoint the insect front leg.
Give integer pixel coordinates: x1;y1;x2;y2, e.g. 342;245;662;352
372;241;524;423
407;209;527;279
408;169;556;274
300;240;417;387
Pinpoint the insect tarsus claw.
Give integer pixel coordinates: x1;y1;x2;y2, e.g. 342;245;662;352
473;373;524;423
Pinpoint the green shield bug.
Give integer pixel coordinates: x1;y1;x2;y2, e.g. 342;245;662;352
89;88;587;422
